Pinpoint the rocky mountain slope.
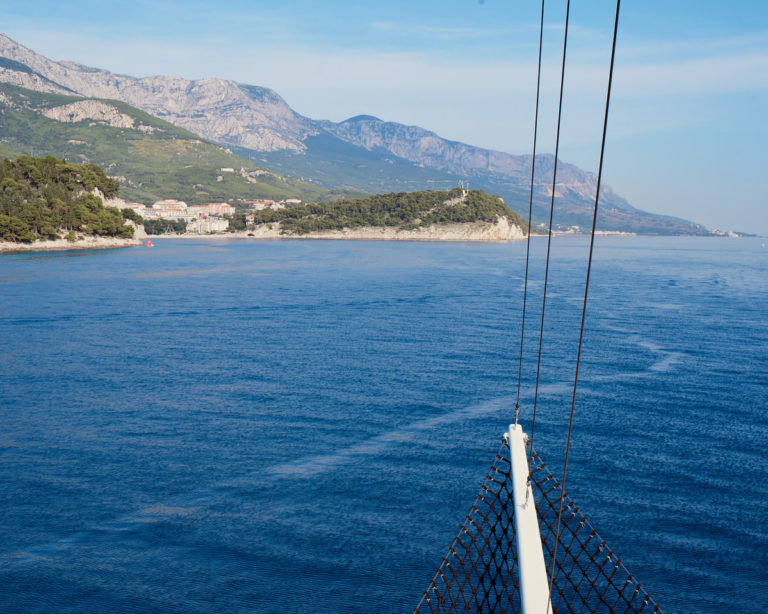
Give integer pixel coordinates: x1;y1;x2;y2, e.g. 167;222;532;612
322;115;599;196
0;33;709;234
0;83;341;205
0;35;314;153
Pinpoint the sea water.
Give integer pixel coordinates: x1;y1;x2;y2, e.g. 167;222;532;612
1;236;766;613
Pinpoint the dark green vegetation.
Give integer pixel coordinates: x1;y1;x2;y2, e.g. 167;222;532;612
142;219;187;235
0;155;133;242
232;188;525;235
0;83;357;207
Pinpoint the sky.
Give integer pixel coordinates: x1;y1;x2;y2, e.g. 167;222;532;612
3;0;767;234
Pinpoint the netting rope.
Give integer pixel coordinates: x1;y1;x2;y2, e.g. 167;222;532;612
415;439;662;614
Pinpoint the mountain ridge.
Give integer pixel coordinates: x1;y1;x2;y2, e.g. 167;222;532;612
0;34;314;152
0;32;711;234
0;82;345;206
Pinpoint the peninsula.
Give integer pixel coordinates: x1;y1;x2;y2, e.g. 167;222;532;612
0;156;524;253
0;155;141;252
226;188;526;241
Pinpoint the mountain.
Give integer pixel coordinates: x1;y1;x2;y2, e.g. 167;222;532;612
0;35;315;153
0;83;348;206
270;116;708;234
0;33;709;234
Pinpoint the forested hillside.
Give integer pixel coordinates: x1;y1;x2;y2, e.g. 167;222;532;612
232;188;525;235
0;155;133;241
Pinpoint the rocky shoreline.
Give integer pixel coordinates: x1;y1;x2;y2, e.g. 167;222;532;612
1;218;524;253
0;235;144;254
184;217;525;243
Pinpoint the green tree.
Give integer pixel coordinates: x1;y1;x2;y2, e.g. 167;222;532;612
0;156;135;242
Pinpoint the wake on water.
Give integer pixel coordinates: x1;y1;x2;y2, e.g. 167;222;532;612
0;330;680;570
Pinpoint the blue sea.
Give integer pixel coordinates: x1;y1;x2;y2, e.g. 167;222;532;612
1;236;766;613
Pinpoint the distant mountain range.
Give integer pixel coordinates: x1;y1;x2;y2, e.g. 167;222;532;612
0;33;711;234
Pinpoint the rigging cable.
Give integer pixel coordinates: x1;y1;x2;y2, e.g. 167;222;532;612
515;0;546;428
529;0;571;458
549;0;622;597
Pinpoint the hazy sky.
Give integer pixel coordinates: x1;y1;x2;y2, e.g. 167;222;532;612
4;0;767;233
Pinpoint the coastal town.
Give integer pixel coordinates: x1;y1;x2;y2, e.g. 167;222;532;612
118;181;301;234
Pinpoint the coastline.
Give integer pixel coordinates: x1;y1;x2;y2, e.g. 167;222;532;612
11;220;720;254
0;235;143;254
167;217;525;243
0;219;522;254
6;225;741;254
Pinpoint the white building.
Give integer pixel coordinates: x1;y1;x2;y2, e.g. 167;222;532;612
207;202;236;217
152;199;188;210
151;200;195;221
188;218;229;233
140;209;163;220
187;205;209;219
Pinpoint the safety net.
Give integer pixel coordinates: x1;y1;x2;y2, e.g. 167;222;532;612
415;438;663;614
